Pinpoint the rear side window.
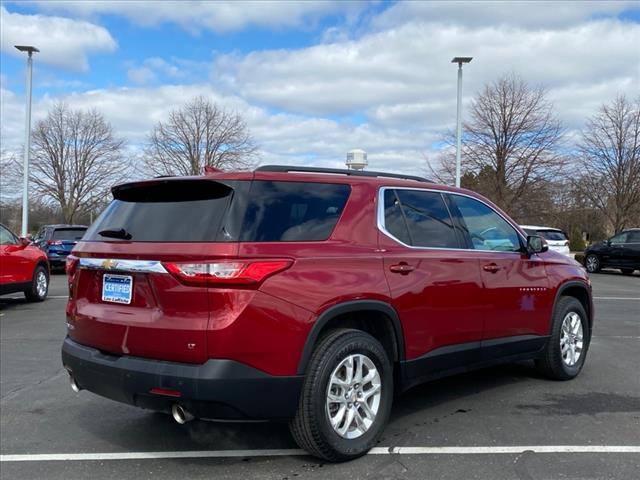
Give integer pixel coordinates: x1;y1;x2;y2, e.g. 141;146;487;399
84;180;235;242
240;181;350;242
382;189;459;248
52;228;87;241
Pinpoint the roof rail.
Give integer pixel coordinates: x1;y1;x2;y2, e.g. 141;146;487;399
255;165;433;183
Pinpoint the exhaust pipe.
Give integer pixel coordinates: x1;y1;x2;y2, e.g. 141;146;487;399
171;404;194;424
69;374;81;393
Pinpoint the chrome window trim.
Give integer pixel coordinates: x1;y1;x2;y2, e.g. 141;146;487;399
78;258;168;273
377;186;527;254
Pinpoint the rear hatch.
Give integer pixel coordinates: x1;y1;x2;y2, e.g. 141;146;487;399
67;178;245;364
49;228;87;256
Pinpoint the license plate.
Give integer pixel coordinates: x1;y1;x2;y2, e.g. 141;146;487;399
102;274;133;304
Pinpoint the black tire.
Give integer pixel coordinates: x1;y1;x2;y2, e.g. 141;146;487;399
536;297;590;380
289;328;393;462
584;254;601;273
24;264;49;302
621;269;635;276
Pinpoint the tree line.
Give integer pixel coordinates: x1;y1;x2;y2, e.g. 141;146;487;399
429;74;639;243
1;77;638;242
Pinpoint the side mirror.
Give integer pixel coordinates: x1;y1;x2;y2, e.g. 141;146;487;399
526;235;548;255
18;237;30;248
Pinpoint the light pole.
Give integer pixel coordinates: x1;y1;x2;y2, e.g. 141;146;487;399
451;56;472;188
15;45;39;237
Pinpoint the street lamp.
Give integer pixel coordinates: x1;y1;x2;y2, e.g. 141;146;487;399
15;45;39;237
451;56;472;188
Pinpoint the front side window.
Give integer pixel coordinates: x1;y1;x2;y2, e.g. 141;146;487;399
610;232;628;245
627;231;640;243
382;189;459;248
451;195;522;252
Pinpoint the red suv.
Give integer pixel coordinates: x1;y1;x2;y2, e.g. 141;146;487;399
1;223;50;301
62;166;593;461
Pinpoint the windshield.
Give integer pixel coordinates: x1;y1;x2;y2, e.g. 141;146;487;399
52;228;87;241
537;230;567;241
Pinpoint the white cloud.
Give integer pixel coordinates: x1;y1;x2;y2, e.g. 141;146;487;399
212;18;640;132
372;1;637;30
0;6;116;72
34;1;371;34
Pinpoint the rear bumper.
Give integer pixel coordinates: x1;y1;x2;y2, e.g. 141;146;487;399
61;337;303;420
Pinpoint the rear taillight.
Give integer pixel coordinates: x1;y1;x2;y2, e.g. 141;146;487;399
163;260;292;287
48;240;63;245
66;255;79;277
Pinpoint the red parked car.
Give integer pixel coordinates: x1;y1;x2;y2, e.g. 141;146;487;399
0;223;50;301
62;166;593;461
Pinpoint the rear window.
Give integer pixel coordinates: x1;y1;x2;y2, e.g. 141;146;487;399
84;179;350;242
52;228;87;241
84;180;236;242
537;230;567;241
240;181;350;241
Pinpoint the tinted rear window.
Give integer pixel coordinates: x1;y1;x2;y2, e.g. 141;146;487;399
84;179;350;242
241;181;350;241
52;228;86;241
537;230;567;241
84;180;235;242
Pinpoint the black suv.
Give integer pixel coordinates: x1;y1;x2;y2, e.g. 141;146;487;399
584;228;640;275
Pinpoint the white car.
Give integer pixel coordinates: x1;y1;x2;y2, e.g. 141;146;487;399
520;225;571;257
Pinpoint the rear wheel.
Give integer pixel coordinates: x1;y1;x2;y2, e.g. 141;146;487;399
24;265;49;302
289;329;393;462
585;254;601;273
621;269;635;276
536;297;590;380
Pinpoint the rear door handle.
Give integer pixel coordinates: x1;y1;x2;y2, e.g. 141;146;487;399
389;263;415;274
482;263;501;273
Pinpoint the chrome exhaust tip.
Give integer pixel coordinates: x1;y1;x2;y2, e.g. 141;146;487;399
171;404;194;424
69;374;81;393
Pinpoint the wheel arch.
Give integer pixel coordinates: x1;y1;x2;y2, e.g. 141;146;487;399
553;280;593;331
296;300;405;375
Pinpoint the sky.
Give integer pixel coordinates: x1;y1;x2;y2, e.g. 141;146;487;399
1;0;639;177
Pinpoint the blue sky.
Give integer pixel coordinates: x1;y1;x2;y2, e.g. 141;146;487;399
1;0;639;176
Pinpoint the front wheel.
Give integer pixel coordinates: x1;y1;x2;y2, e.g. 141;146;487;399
585;254;601;273
621;269;636;276
536;297;590;380
289;329;393;462
24;264;49;302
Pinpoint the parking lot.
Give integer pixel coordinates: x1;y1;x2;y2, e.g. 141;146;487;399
1;271;638;480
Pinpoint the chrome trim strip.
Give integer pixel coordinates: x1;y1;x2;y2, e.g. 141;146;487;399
376;186;527;254
78;258;168;273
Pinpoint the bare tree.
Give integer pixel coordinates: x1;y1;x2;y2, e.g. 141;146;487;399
143;96;258;176
577;96;640;233
432;74;565;219
30;103;126;223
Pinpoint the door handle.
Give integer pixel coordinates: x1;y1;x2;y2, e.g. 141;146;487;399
389;263;415;274
482;263;501;273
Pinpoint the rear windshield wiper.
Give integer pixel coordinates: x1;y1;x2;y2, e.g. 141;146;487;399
98;228;132;240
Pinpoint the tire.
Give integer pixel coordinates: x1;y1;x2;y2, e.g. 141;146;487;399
24;264;49;302
621;269;635;276
584;254;601;273
536;297;590;380
289;328;393;462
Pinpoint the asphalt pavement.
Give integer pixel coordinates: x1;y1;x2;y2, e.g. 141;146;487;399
1;271;639;479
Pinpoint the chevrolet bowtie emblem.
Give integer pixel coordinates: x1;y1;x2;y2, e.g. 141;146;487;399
101;259;117;270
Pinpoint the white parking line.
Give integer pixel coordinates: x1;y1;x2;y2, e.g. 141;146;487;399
593;297;640;300
1;446;639;462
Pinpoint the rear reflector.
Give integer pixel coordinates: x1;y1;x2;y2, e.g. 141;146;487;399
149;387;182;398
163;260;292;287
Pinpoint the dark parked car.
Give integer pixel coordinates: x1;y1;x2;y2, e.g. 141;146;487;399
0;223;50;301
33;224;87;270
62;166;593;461
584;228;640;275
